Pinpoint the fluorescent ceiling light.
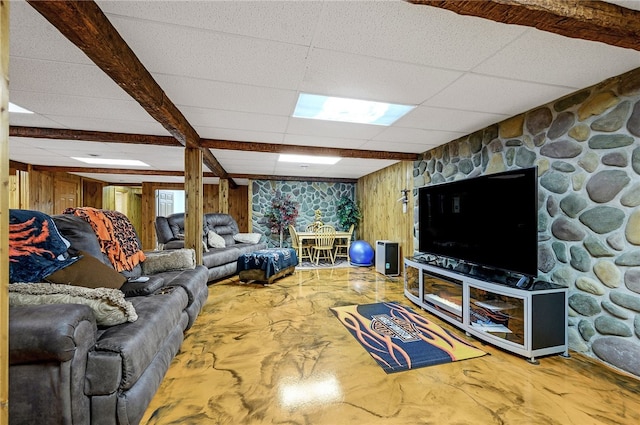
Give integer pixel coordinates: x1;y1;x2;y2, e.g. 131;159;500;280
279;154;340;165
9;102;33;114
293;93;414;126
72;157;150;167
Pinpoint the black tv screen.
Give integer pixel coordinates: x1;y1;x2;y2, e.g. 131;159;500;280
418;167;538;277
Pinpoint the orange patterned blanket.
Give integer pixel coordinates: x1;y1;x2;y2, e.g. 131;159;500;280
64;207;146;272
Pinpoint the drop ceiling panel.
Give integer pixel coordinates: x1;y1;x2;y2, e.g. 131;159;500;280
10;1;93;65
10;90;156;124
372;126;466;147
281;134;370;149
424;74;578;115
396;106;510;134
99;0;322;45
10;57;131;101
179;106;289;134
197;127;284;144
300;48;463;104
47;116;169;136
313;1;528;70
108;16;310;89
286;118;385;140
473;28;640;87
154;74;297;115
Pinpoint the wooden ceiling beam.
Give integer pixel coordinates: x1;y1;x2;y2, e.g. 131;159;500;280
30;165;356;183
10;126;181;146
200;138;419;161
407;0;640;51
25;0;236;187
10;126;419;161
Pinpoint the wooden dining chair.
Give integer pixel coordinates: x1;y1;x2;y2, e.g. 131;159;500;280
289;225;311;262
312;224;336;265
334;224;354;261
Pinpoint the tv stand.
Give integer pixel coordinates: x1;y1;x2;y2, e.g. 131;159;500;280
404;257;568;363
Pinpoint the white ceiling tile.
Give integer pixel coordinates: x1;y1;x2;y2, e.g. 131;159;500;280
108;15;310;89
286;118;386;140
313;1;528;70
396;106;510;134
282;134;369;150
372;126;466;147
181;106;289;134
9;57;130;101
300;48;462;104
8;112;65;128
154;74;297;115
99;0;322;45
9;1;93;65
473;28;640;88
10;90;155;124
424;74;577;115
197;127;284;144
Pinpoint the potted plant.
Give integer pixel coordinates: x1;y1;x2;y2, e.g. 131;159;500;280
336;196;362;235
265;191;299;247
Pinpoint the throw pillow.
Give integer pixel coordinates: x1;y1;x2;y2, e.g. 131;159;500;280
207;230;226;248
142;249;196;275
45;250;127;289
234;233;262;244
8;282;137;327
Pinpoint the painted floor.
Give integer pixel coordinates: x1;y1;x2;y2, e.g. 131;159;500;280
142;266;640;425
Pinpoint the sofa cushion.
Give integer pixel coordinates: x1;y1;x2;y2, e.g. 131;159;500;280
9;282;137;327
207;230;226;248
202;247;242;268
94;286;189;391
45;250;127;289
234;232;262;244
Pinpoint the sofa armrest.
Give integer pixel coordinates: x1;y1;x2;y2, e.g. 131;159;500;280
9;303;98;364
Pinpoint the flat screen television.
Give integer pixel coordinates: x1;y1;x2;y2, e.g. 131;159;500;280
418;167;538;278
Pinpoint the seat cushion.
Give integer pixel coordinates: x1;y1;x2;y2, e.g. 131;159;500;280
201;247;242;268
94;287;189;391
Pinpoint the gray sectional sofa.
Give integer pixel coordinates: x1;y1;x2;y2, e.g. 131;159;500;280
155;212;266;281
8;210;209;425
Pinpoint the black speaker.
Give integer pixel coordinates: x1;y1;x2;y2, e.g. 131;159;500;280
375;240;399;276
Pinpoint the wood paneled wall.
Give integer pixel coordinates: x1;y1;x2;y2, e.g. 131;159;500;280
356;161;414;268
18;169;104;214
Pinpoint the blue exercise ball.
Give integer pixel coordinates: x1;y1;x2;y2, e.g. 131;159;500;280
349;240;374;266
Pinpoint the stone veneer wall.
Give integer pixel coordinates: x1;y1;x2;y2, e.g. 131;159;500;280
413;67;640;377
251;180;356;248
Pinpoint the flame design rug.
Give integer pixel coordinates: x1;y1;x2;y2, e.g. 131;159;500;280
330;302;487;373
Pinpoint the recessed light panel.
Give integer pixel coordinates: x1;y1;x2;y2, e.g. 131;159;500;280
8;102;33;114
278;154;340;165
293;93;414;126
72;157;150;167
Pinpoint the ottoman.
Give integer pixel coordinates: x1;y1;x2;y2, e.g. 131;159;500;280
237;248;298;285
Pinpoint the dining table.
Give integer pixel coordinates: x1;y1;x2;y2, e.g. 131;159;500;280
296;230;352;262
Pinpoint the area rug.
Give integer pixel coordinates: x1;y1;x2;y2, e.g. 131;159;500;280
330;302;487;373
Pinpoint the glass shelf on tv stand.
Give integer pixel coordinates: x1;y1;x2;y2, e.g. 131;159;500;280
422;268;463;323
